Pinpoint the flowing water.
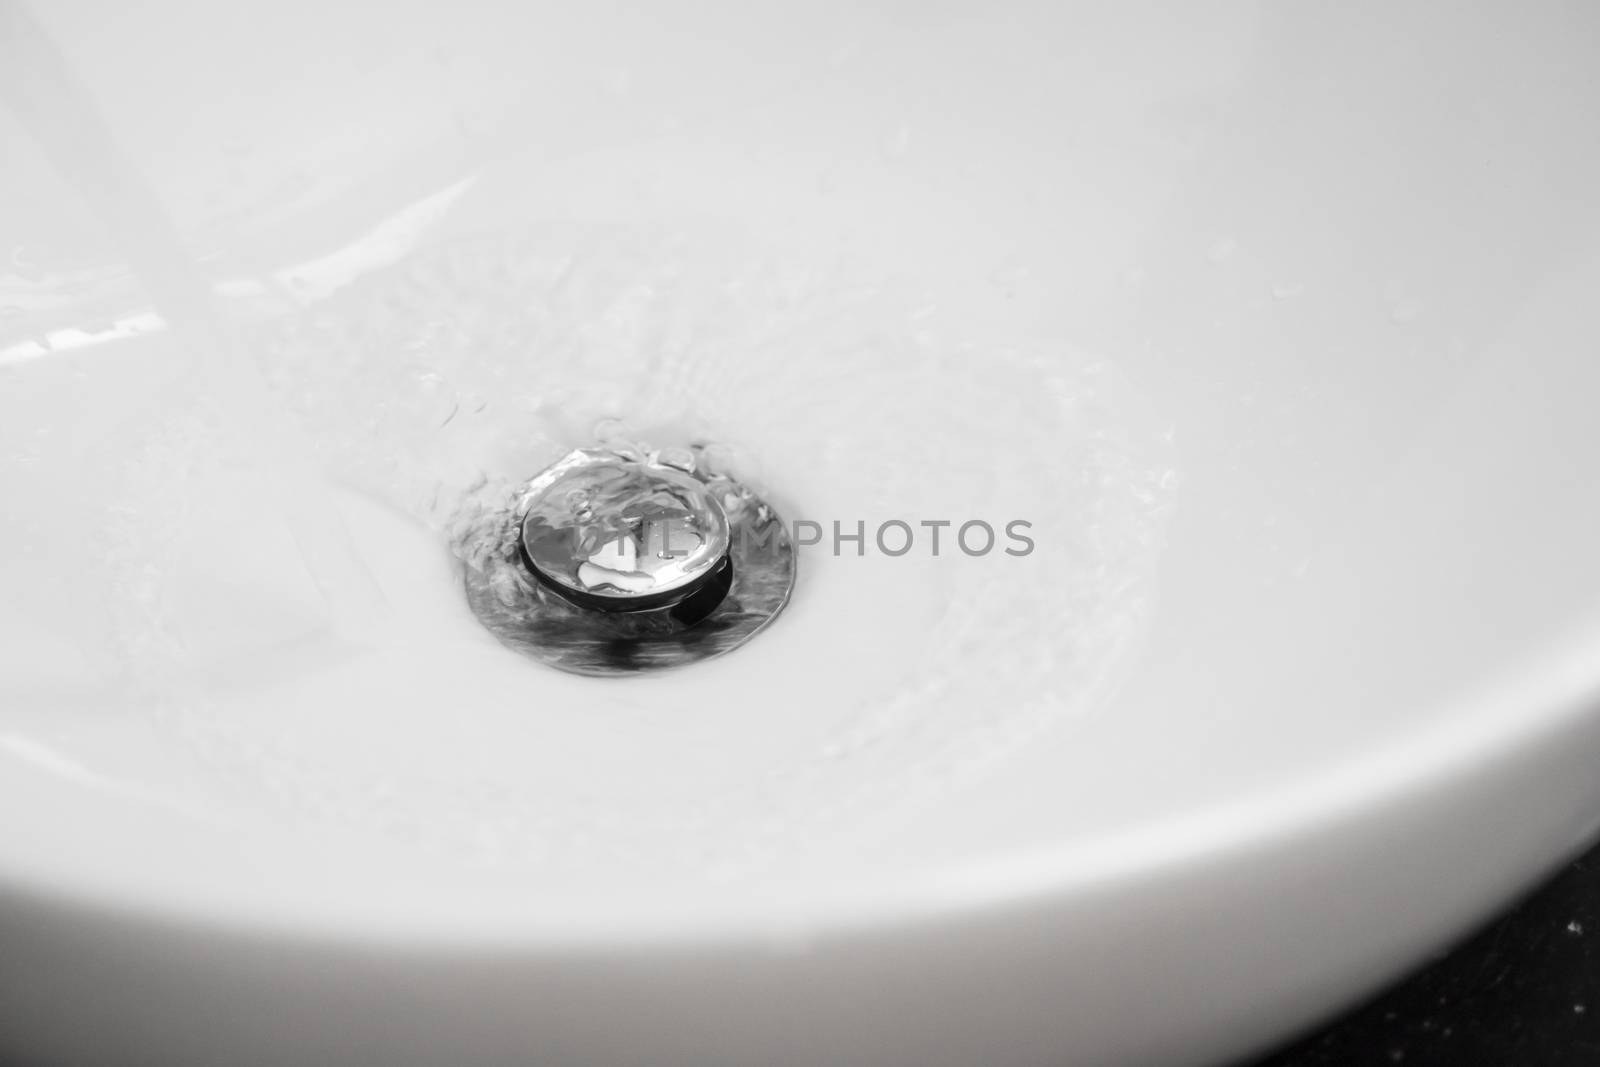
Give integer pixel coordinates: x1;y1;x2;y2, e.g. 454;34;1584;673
0;2;386;649
1;8;1179;879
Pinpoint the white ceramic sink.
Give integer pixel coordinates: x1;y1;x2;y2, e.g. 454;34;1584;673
3;3;1600;1064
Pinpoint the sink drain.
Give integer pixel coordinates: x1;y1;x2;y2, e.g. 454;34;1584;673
463;442;795;676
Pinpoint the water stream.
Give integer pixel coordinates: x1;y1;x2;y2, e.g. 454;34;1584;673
0;1;386;643
0;3;1180;875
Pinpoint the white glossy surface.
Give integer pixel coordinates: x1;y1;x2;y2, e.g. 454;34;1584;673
3;3;1600;1065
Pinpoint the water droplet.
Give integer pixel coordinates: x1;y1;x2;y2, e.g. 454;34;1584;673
1206;237;1237;265
653;446;696;473
1271;280;1305;300
1568;919;1585;935
698;443;740;478
593;417;635;448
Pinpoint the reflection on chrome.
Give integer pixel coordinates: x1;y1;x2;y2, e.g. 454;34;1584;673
462;430;795;677
518;448;730;614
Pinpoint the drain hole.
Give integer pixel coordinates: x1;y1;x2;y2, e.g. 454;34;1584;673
462;439;795;676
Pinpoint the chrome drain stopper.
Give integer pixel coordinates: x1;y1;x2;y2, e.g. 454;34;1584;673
518;449;732;616
464;443;795;676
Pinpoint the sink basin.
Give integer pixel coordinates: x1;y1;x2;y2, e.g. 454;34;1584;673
3;3;1600;1064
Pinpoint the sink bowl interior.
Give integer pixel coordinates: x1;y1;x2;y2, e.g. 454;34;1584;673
3;2;1600;1064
